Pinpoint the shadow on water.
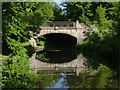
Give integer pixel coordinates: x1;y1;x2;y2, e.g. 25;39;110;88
73;35;119;88
77;45;119;73
36;49;77;63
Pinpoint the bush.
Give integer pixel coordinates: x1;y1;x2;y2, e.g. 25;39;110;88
36;37;45;46
2;47;38;88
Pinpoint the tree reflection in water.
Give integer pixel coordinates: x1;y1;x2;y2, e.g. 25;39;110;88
34;64;118;88
62;65;118;88
35;70;67;88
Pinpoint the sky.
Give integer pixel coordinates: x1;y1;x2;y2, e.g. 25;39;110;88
56;2;65;9
54;0;62;2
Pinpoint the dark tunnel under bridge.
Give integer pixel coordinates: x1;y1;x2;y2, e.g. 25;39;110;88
37;33;77;50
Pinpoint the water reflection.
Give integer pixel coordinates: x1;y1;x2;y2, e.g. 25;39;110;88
30;50;118;88
34;67;118;88
30;50;87;76
30;48;88;88
36;49;77;63
36;71;71;88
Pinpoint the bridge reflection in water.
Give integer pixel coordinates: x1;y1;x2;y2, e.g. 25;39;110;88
30;50;87;76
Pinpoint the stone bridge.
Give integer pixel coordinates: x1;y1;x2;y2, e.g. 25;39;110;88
30;53;87;76
29;21;87;46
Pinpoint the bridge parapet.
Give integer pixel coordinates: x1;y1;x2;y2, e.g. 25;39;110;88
40;21;85;30
40;27;75;30
40;27;84;30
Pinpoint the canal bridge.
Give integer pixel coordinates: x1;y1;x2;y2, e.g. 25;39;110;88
30;53;87;76
29;21;87;46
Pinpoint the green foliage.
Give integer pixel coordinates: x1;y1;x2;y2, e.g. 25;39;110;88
36;52;50;61
2;3;29;43
2;2;54;88
77;35;118;60
77;2;119;63
63;2;94;24
2;2;54;53
63;2;119;26
39;41;44;46
2;2;119;88
2;36;38;88
35;70;61;88
92;64;118;88
63;64;118;88
52;2;67;21
95;64;112;88
2;47;38;88
36;39;45;46
36;36;45;46
0;65;1;89
24;45;35;57
22;42;30;46
0;54;2;59
40;22;49;27
95;5;113;36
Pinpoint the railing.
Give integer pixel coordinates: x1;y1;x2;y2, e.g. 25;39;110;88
40;27;84;30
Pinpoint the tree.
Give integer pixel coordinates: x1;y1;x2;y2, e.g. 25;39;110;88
63;2;94;24
52;2;67;21
2;2;54;88
2;2;54;54
95;5;113;37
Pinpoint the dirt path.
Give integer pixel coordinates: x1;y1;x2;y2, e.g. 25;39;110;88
0;56;8;64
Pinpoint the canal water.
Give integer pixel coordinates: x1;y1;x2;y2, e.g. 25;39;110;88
30;34;118;88
30;48;119;88
30;48;87;88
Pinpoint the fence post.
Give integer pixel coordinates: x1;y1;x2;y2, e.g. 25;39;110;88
76;20;79;30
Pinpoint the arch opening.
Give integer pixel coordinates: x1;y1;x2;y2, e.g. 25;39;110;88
36;50;77;63
37;33;77;50
36;33;77;63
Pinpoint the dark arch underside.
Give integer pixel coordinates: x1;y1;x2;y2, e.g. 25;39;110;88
38;33;77;50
